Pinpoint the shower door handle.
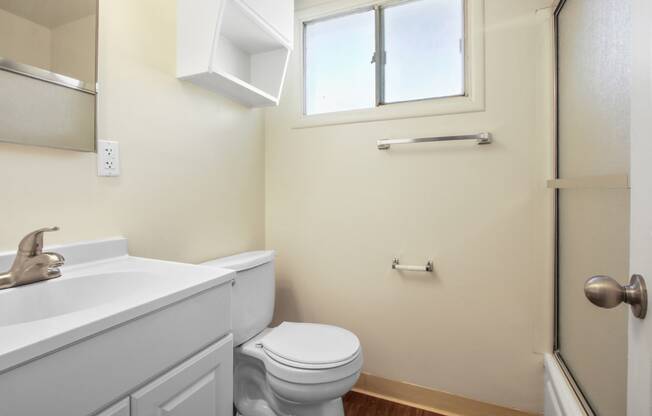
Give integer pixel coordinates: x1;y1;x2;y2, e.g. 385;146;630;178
584;274;648;319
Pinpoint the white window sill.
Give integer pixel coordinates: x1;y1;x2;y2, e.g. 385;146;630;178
293;94;484;129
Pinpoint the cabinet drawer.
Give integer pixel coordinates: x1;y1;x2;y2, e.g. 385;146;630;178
131;335;233;416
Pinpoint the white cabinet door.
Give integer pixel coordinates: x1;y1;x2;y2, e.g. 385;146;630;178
242;0;294;46
96;398;130;416
131;335;233;416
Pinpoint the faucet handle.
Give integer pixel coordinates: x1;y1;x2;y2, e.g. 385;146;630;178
17;227;60;255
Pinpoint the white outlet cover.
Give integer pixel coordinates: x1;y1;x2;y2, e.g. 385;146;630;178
97;140;120;177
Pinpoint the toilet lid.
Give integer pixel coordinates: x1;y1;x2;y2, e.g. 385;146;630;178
261;322;361;370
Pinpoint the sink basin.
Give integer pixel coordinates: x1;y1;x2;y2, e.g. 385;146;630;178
0;238;234;373
0;271;162;326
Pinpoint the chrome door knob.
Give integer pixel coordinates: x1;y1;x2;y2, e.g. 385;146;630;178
584;274;647;319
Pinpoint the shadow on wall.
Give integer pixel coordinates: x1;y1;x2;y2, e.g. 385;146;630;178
273;277;302;326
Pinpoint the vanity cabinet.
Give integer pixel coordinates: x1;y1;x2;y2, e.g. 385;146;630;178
131;335;233;416
95;336;233;416
0;238;236;416
177;0;294;107
0;282;233;416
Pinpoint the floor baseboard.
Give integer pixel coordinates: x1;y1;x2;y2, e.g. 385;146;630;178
353;373;539;416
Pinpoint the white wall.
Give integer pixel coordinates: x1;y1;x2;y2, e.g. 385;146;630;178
265;0;555;413
0;0;265;262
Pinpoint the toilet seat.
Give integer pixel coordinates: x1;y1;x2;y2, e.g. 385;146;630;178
261;322;361;370
240;323;363;385
264;349;358;370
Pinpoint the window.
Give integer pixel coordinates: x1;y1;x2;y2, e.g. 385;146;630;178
304;9;376;115
304;0;465;116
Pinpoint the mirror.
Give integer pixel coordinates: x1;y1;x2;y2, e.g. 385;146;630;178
0;0;97;152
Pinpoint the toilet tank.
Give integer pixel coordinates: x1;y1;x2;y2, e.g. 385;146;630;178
202;251;275;346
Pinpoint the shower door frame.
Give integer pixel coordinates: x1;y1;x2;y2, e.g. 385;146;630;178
551;0;600;414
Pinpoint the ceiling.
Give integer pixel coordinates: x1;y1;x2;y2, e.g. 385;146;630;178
0;0;96;28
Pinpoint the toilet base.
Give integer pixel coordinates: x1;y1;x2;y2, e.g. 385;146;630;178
235;350;349;416
236;398;344;416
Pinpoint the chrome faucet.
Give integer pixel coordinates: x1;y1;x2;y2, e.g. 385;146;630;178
0;227;65;290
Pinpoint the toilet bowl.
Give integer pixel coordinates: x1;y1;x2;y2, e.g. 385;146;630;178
202;251;362;416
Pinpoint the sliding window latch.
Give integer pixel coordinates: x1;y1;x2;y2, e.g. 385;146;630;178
370;51;386;65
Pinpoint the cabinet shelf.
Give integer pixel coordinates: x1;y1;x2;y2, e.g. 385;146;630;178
191;69;279;107
177;0;293;108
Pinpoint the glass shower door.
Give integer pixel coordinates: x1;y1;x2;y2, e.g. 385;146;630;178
554;0;631;415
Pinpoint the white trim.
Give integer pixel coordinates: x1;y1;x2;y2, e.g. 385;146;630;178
292;0;486;128
627;0;652;413
544;354;587;416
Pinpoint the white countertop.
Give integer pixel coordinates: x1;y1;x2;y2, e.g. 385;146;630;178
0;238;234;373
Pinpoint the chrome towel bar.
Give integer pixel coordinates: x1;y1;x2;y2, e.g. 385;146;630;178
392;258;434;272
377;132;492;150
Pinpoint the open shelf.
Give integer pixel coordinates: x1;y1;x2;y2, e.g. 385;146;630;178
190;69;279;107
177;0;291;108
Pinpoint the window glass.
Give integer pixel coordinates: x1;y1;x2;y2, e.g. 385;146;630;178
383;0;464;103
304;10;376;115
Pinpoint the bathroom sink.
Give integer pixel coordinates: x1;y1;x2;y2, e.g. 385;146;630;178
0;271;165;326
0;238;235;372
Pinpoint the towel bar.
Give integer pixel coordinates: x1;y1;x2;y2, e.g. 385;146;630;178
377;132;492;150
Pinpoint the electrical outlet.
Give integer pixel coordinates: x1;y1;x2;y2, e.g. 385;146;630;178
97;140;121;177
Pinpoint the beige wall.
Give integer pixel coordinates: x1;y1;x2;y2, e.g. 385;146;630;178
51;14;97;85
0;8;51;69
0;0;265;262
265;0;554;413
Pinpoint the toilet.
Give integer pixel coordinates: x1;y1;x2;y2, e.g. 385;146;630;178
202;251;363;416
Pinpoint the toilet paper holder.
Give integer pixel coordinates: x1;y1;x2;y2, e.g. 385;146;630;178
392;258;434;272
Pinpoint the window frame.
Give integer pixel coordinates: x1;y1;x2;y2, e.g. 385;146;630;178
294;0;485;128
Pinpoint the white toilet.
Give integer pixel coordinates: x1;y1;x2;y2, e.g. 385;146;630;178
202;251;363;416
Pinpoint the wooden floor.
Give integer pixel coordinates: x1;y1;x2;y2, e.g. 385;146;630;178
343;391;444;416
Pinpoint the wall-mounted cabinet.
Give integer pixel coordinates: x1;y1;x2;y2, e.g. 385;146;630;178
177;0;294;107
